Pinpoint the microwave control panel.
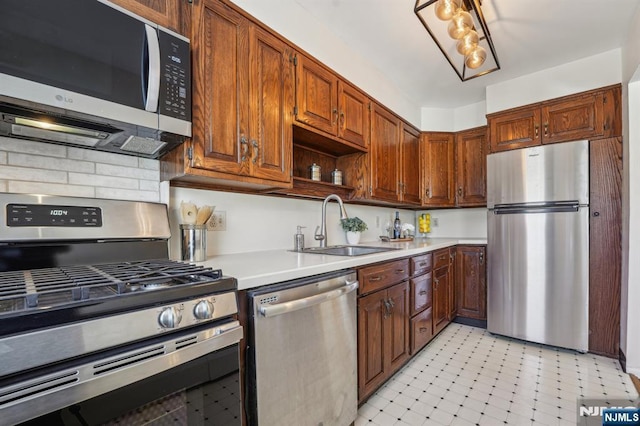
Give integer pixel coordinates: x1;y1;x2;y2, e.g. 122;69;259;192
158;29;191;122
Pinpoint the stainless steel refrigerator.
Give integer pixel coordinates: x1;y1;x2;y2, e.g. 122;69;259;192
487;140;589;352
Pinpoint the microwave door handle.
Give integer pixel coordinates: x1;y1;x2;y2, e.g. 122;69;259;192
144;24;161;112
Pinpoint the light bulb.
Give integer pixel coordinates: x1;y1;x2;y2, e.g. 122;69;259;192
456;30;479;55
434;0;461;21
465;45;487;69
447;10;472;39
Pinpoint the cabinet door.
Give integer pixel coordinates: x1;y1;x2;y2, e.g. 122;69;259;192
400;123;422;205
411;307;433;355
191;0;249;175
447;248;457;320
109;0;186;35
386;282;411;373
488;108;541;153
433;266;449;335
456;127;487;206
422;132;455;207
337;81;370;148
542;93;604;144
370;103;402;202
410;272;432;315
358;290;387;402
248;25;293;183
294;54;338;136
456;246;486;320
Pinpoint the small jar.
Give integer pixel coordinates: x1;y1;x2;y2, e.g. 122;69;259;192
331;169;342;185
309;163;321;181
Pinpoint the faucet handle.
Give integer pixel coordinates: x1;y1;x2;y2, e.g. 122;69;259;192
314;225;324;241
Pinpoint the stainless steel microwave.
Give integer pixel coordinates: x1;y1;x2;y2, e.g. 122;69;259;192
0;0;191;158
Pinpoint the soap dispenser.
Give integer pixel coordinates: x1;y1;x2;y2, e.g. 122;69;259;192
294;226;306;251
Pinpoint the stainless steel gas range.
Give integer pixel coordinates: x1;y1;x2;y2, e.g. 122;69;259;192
0;194;243;425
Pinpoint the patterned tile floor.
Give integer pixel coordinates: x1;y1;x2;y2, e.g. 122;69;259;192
356;324;638;426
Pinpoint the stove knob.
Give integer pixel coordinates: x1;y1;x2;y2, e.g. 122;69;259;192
193;300;214;320
158;307;182;329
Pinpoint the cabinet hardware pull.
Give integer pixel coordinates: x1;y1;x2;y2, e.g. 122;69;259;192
419;327;428;333
383;299;391;318
395;269;405;274
419;290;427;295
369;276;382;282
251;140;259;164
426;188;431;198
458;187;463;197
240;137;249;162
535;125;539;138
479;252;484;265
340;110;345;129
332;108;338;125
418;262;427;267
544;122;549;136
388;299;395;310
434;278;439;286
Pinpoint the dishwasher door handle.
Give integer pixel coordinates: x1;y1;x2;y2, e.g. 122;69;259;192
259;281;359;317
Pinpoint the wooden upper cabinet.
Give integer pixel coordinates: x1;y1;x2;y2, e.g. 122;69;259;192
294;54;338;136
338;81;370;148
108;0;188;35
542;93;604;144
294;54;370;149
422;132;455;207
400;123;422;206
247;25;294;183
487;85;622;153
488;108;541;153
370;103;402;203
455;126;487;206
162;0;292;189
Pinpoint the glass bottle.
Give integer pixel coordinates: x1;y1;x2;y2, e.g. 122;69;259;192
393;211;401;239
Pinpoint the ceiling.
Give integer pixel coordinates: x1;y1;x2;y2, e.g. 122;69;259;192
291;0;639;109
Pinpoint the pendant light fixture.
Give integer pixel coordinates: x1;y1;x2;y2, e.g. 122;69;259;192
414;0;500;81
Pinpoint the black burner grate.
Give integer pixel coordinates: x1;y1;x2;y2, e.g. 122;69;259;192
0;260;222;313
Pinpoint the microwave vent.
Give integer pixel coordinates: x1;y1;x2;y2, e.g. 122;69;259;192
120;136;166;156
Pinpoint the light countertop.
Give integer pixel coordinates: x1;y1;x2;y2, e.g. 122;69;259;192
197;238;487;290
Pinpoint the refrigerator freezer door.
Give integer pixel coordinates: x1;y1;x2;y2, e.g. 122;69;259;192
487;206;589;352
487;140;589;207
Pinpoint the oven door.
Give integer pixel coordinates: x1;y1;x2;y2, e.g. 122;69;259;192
2;321;243;426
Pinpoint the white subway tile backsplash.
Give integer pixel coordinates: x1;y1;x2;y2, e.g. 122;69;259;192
0;138;161;202
9;152;95;173
0;165;67;183
139;180;160;192
95;187;159;202
67;147;139;167
8;181;95;198
68;173;139;190
138;158;160;171
0;137;67;157
96;163;158;181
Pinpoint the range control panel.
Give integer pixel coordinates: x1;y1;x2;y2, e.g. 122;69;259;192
6;204;103;227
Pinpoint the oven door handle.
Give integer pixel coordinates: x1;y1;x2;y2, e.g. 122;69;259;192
259;280;359;318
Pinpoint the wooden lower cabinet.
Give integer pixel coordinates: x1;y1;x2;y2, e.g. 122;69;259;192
410;307;433;354
432;264;449;335
455;245;487;320
358;281;410;403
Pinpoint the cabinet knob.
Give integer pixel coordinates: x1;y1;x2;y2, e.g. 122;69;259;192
593;211;600;217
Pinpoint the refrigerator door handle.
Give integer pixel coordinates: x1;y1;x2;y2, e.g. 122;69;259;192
493;201;581;215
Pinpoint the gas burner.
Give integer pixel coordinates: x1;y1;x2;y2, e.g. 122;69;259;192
126;279;174;292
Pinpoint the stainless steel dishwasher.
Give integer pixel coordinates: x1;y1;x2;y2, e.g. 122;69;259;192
246;269;358;426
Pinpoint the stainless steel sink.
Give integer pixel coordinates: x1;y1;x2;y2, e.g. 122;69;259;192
298;245;399;256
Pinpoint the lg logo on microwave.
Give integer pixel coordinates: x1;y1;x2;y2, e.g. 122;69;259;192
55;94;73;104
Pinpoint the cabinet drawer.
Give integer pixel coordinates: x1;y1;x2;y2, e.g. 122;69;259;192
410;272;432;316
411;307;433;354
411;254;432;276
433;249;450;270
359;259;410;294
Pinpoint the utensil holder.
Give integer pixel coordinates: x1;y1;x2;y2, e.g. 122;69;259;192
180;224;207;262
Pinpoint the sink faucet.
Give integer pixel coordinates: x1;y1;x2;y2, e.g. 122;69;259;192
315;194;349;247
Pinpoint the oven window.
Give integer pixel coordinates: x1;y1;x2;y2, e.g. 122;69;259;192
19;346;241;426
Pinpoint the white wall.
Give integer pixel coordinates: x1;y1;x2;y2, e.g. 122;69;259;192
169;187;416;258
0;137;162;201
620;4;640;377
486;49;623;114
415;208;487;239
